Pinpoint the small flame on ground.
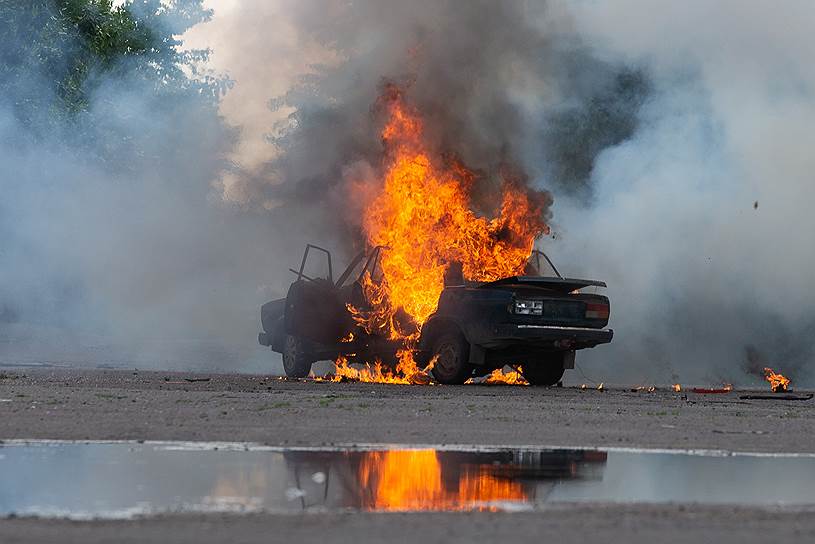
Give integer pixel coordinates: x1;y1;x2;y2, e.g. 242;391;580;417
465;367;528;386
672;384;682;392
764;367;790;392
328;354;435;385
632;385;657;393
596;382;605;391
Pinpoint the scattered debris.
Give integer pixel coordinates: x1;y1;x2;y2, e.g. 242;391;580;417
712;429;769;435
630;386;657;393
691;386;733;394
163;376;211;384
739;393;813;401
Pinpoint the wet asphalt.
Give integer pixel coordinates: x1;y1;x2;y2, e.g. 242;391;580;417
2;368;815;543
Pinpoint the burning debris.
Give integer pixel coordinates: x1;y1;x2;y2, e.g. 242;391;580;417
764;367;791;393
630;385;657;393
465;367;529;386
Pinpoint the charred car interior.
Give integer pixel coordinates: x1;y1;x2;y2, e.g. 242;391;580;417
259;244;612;385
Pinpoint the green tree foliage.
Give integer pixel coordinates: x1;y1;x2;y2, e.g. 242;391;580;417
0;0;229;135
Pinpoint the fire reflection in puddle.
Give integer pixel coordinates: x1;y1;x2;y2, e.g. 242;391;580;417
2;442;815;519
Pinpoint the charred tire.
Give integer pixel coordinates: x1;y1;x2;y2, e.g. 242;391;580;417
430;331;472;385
521;353;566;386
282;334;313;378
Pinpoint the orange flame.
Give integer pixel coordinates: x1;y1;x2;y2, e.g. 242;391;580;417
764;367;790;392
632;385;656;393
672;384;682;392
336;85;549;383
356;450;526;511
465;367;529;386
329;354;436;385
362;87;549;325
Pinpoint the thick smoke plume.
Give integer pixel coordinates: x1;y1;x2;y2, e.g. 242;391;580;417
243;0;647;374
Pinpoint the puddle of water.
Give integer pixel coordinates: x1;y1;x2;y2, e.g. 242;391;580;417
1;442;815;518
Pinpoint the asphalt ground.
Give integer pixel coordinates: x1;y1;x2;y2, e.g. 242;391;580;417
2;368;814;543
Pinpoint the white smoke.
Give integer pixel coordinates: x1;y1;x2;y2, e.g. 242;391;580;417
552;0;815;385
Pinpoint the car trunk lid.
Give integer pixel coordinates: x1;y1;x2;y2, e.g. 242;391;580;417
478;276;607;293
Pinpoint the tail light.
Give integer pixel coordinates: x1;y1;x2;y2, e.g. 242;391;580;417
585;302;609;320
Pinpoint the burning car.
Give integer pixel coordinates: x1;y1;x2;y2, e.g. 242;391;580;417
258;244;612;385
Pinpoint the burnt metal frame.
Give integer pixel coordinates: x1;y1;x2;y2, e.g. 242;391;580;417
290;244;333;283
531;249;563;279
334;246;387;288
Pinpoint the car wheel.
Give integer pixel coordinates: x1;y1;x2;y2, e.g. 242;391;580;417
282;334;313;378
521;353;566;386
431;331;472;385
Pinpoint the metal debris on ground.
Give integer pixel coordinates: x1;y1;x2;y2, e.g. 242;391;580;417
690;386;733;394
739;393;813;401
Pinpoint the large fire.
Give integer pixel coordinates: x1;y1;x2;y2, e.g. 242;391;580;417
363;85;549;324
332;85;550;383
356;449;527;511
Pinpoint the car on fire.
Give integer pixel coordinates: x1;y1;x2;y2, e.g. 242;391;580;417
258;244;612;385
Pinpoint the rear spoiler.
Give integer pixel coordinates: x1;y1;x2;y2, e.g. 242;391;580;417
478;276;607;293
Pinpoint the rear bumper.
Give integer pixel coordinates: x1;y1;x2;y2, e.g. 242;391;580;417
485;324;613;350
